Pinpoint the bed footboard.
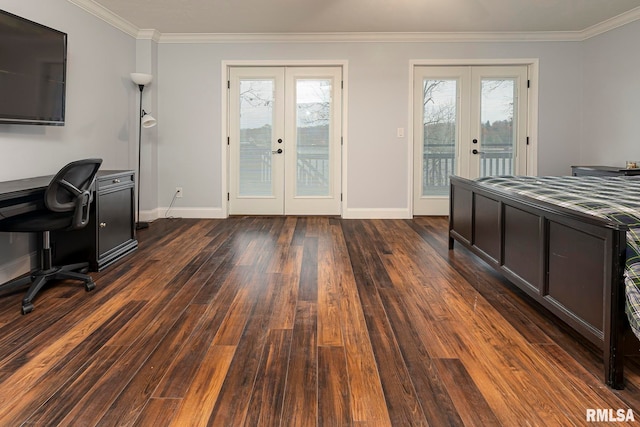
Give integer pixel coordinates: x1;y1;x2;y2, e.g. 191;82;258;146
448;176;628;389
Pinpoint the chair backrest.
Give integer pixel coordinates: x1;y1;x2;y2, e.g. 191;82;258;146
45;158;103;229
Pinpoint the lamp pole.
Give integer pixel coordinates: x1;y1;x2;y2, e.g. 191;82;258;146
130;72;155;230
136;84;149;230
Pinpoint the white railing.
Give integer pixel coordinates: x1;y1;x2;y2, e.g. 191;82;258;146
423;148;513;195
242;144;513;197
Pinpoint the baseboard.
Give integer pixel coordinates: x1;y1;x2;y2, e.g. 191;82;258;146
141;206;411;220
342;208;412;219
143;207;226;220
0;251;36;284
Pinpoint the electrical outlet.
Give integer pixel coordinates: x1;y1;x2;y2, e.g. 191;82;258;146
176;187;183;198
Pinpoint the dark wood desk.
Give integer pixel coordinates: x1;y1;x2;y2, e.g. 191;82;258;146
0;175;50;202
0;170;138;271
0;175;50;218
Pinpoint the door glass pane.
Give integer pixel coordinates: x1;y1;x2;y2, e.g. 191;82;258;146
480;79;515;177
296;79;331;197
422;79;457;196
239;79;274;196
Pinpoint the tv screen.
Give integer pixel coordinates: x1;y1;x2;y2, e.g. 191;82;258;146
0;10;67;126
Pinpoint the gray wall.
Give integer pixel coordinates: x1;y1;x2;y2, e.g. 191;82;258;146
157;40;583;217
581;20;640;167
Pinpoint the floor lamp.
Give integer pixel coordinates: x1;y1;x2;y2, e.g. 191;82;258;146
130;73;157;230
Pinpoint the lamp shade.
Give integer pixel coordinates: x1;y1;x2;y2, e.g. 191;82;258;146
141;113;157;128
131;72;153;86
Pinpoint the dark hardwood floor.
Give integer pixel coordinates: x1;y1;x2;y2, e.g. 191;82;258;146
0;216;639;426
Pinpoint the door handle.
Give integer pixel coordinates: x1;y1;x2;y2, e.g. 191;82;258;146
472;149;485;155
272;149;283;154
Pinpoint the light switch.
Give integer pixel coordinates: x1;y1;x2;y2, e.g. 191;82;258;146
397;127;405;138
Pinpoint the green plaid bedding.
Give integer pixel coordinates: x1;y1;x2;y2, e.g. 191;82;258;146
476;175;640;340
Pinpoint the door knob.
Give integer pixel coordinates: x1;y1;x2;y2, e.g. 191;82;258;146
472;149;486;155
272;149;283;154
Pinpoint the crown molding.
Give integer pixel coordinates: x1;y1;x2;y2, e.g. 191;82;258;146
158;31;585;44
67;0;138;37
137;29;162;42
581;5;640;40
68;0;640;44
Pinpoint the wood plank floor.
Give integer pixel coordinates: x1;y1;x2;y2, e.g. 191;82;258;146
0;216;639;426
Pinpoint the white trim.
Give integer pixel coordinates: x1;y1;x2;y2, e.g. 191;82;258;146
341;66;349;220
410;58;541;67
67;0;640;43
527;60;540;176
582;5;640;40
138;208;158;222
141;207;226;220
222;60;349;67
221;62;229;219
159;207;226;219
343;208;412;219
137;29;162;42
67;0;139;37
0;252;36;285
158;31;586;44
221;60;348;219
406;62;414;217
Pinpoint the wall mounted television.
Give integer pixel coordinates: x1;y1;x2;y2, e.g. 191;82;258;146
0;10;67;126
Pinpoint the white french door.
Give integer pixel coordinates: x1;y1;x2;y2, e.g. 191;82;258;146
229;66;342;215
413;65;529;215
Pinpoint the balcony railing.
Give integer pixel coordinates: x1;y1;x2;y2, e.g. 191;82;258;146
423;147;513;195
240;143;513;198
239;145;329;196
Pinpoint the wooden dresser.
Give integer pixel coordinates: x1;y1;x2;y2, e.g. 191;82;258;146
571;165;640;177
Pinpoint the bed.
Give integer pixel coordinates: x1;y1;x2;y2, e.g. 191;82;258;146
448;174;640;389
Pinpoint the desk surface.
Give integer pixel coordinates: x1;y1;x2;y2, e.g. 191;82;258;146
0;170;131;206
0;175;50;204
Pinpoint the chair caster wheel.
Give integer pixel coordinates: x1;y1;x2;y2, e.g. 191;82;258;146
79;267;89;274
85;281;96;292
22;303;34;315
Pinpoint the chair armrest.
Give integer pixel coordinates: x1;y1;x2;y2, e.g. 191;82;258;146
70;190;92;230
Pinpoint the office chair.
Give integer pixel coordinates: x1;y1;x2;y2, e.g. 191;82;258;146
0;158;102;314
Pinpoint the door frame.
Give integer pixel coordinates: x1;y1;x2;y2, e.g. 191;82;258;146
221;60;349;218
408;58;539;216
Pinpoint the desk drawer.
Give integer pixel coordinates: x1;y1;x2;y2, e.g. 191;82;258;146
97;172;134;190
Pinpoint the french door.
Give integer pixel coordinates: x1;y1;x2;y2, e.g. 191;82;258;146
228;66;342;215
413;65;529;215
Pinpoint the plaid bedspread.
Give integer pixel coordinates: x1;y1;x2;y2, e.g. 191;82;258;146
475;175;640;340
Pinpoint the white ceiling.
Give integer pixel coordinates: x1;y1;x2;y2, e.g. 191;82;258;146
85;0;640;35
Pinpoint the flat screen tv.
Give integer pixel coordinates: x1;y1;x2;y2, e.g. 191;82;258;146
0;10;67;126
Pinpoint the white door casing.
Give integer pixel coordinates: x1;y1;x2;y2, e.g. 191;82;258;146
229;66;342;215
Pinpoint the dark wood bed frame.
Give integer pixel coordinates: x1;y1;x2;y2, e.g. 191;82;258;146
448;175;631;389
